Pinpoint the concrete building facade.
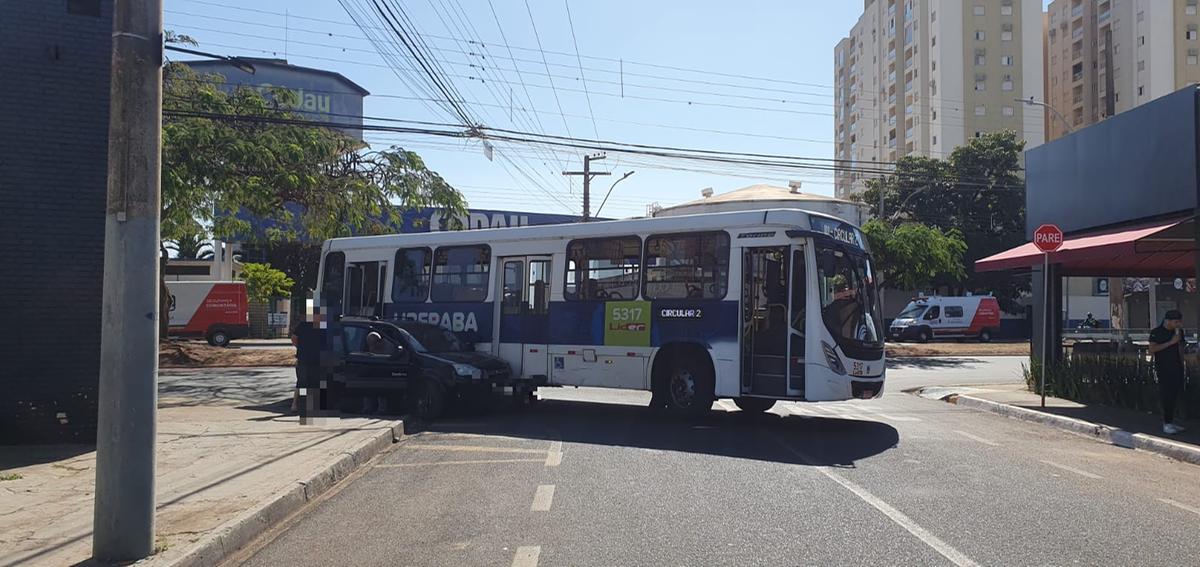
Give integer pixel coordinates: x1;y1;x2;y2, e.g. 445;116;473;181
1046;0;1200;142
1;0;112;443
834;0;1045;198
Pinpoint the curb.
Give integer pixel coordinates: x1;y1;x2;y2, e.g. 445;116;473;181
161;419;405;567
951;395;1200;466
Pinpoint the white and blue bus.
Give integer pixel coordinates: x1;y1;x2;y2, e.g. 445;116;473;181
315;208;885;413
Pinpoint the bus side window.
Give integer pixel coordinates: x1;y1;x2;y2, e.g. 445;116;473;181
321;252;346;311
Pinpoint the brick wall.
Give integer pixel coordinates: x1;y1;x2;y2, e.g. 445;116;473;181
0;0;112;443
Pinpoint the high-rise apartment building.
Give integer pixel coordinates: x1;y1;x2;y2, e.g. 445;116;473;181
1045;0;1200;142
834;0;1045;199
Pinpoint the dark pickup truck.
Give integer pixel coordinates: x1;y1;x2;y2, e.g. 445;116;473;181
331;318;515;419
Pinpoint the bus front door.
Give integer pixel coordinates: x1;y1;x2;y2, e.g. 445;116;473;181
742;248;790;397
494;256;552;379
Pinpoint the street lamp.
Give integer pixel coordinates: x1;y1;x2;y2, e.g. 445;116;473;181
1015;97;1072;135
595;170;635;218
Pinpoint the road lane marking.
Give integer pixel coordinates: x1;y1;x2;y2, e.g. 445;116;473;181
819;468;981;567
403;444;548;454
531;485;556;511
955;431;1000;447
545;441;563;467
717;400;738;412
1040;460;1103;479
849;403;922;422
375;459;545;468
1160;498;1200;517
771;436;981;567
511;546;541;567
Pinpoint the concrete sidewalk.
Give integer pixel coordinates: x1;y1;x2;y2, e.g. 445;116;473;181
0;400;401;567
933;383;1200;464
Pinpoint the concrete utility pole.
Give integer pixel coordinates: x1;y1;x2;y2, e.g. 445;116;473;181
563;153;610;221
93;0;163;561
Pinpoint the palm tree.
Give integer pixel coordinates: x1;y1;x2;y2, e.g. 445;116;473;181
166;232;214;260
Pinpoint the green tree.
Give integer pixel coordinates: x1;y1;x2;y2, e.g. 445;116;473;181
240;263;295;303
857;131;1027;309
862;220;967;290
159;60;468;332
165;231;213;260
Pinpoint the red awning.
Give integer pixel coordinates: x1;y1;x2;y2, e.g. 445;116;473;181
975;217;1196;277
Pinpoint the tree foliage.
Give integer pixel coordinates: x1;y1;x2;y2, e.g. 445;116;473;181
162;62;468;245
855;131;1028;309
240;263;295;303
862;220;967;291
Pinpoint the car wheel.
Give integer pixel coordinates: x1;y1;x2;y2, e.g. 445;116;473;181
733;397;776;413
979;329;993;343
206;329;231;347
412;378;446;421
663;355;715;416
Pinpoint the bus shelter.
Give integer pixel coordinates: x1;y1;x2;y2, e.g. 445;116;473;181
975;86;1200;361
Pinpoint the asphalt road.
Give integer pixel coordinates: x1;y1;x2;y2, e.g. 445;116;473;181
227;356;1200;567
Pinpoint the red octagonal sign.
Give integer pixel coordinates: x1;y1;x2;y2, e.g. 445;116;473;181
1033;224;1064;253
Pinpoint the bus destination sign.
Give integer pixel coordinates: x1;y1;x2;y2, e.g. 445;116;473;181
810;217;864;249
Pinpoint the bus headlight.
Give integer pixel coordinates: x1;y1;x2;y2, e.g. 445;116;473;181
453;363;483;381
821;341;846;375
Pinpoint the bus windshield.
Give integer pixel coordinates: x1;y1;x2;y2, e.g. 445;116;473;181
817;245;884;349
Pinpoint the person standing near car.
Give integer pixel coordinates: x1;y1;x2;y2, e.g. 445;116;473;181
1149;310;1188;435
290;314;322;415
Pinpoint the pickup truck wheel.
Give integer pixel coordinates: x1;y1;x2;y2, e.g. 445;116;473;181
733;397;776;413
206;328;231;347
412;378;446;421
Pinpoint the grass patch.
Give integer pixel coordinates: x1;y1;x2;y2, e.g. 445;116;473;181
0;472;23;481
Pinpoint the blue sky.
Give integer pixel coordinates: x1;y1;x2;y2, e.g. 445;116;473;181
164;1;894;218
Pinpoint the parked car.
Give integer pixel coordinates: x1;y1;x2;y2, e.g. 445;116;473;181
330;318;515;419
888;295;1002;342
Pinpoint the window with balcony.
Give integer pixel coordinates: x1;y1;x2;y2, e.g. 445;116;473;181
1001;4;1013;16
1002;77;1014;91
974;5;984;16
1002;105;1015;117
1001;55;1014;66
975;30;986;41
976;80;986;91
974;105;986;116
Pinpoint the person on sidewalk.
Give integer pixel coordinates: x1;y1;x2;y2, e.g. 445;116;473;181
290;316;322;414
1149;310;1188;435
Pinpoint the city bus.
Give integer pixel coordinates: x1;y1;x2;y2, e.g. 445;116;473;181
314;208;885;414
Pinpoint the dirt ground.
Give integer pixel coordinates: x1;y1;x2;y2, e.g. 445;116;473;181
886;341;1030;358
160;341;295;368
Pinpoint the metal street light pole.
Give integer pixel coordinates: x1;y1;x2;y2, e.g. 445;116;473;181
595;171;635;218
1015;97;1073;135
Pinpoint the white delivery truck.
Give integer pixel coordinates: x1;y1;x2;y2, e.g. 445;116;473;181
888;295;1002;343
166;280;250;347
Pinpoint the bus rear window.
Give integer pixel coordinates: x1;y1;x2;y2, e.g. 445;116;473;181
565;236;641;301
643;232;730;300
431;245;490;302
393;247;431;302
320;251;345;310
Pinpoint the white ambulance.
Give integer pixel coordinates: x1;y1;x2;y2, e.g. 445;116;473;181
888;295;1002;343
166;281;250;347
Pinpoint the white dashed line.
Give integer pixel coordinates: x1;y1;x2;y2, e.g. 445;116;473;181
717;399;738;412
545;441;562;467
771;435;981;567
1041;460;1104;479
531;484;556;511
819;468;982;567
955;431;1000;447
1160;498;1200;517
511;546;541;567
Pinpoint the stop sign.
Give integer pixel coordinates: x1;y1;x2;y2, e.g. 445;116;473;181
1033;224;1064;252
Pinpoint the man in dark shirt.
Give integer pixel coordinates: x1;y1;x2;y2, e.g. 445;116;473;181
290;316;323;414
1148;310;1188;435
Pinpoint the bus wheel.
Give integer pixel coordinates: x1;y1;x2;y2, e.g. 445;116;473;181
979;329;993;343
411;378;446;421
664;355;714;415
733;397;775;413
206;328;231;347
